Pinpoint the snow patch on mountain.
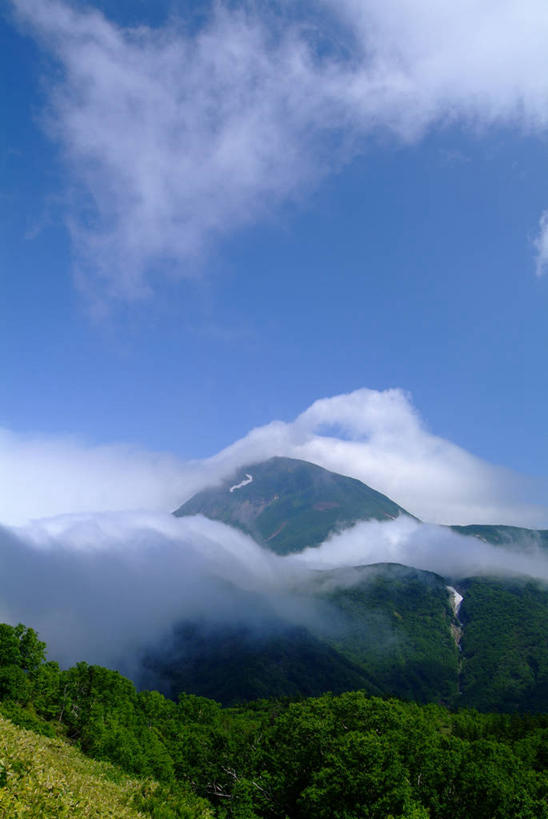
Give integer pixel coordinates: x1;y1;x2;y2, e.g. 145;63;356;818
229;474;253;493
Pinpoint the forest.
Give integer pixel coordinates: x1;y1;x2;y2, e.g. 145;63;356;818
0;623;547;818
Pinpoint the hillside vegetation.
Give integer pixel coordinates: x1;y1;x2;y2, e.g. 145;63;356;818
143;564;548;712
0;716;157;818
142;564;459;706
459;577;548;711
0;623;547;817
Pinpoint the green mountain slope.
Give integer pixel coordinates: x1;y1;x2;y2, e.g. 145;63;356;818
174;456;411;554
143;564;460;707
451;523;548;549
458;576;548;712
143;621;381;705
143;565;548;712
311;564;459;704
172;456;548;710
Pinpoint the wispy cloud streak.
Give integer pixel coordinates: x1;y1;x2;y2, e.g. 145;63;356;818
11;0;548;299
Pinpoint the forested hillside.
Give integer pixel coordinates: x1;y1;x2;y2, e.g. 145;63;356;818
0;623;546;818
459;577;548;711
142;564;548;713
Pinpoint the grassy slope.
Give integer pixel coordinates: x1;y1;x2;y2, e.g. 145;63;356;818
0;716;213;818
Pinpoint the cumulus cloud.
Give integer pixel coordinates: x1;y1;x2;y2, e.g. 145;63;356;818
2;388;548;528
10;0;548;299
196;388;548;527
329;0;548;134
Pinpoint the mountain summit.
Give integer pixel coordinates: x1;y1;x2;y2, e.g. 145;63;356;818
174;456;411;554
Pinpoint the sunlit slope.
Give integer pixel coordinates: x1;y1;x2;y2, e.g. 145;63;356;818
0;715;212;818
174;456;411;554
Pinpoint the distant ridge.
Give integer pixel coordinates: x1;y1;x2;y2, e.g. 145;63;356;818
169;456;548;711
174;456;412;555
451;523;548;549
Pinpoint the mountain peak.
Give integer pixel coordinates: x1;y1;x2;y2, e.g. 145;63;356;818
174;456;411;554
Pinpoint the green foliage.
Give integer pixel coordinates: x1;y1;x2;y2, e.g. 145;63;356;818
0;664;31;702
247;693;548;819
0;700;56;736
1;621;547;817
459;577;548;712
317;564;459;705
0;622;46;671
147;620;378;705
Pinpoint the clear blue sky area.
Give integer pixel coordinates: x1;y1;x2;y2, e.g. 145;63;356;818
2;1;548;476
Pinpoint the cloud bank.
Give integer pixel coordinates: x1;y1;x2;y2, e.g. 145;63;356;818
293;516;548;583
0;427;187;525
1;509;547;674
0;512;284;670
2;388;548;528
11;0;548;299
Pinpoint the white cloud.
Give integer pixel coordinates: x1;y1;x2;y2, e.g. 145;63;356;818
534;210;548;276
2;388;548;528
291;516;548;583
11;0;346;301
0;428;188;524
1;508;547;673
0;512;287;669
329;0;548;134
11;0;548;299
209;387;548;527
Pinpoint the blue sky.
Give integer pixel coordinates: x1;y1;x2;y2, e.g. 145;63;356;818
2;0;548;527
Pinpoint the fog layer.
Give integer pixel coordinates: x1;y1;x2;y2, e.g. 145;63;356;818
1;510;546;674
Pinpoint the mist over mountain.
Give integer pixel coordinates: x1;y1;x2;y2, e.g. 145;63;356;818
451;523;548;550
167;457;548;709
1;455;547;711
5;388;548;530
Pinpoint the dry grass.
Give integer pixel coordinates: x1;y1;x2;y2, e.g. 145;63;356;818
0;715;161;817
